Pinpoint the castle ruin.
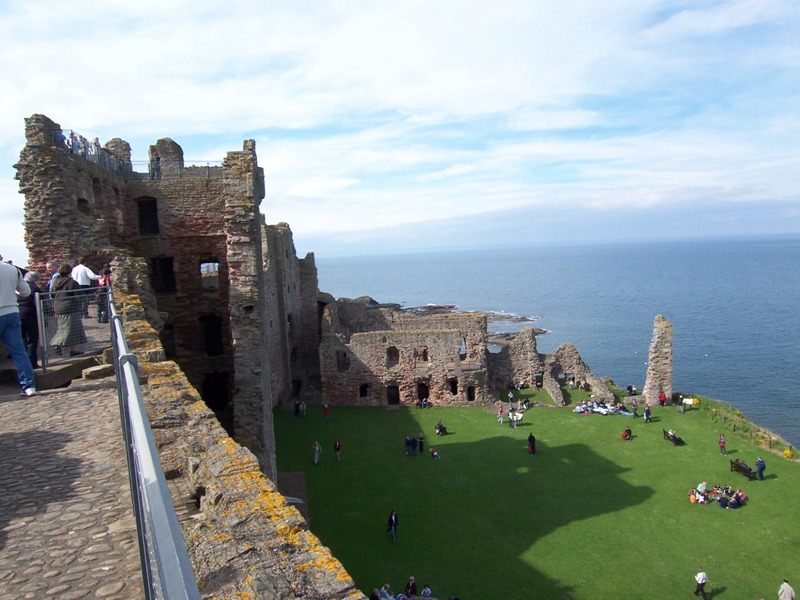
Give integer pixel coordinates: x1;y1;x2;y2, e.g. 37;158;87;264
15;114;615;480
13;114;629;597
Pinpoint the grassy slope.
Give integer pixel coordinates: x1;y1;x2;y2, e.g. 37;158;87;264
274;401;799;600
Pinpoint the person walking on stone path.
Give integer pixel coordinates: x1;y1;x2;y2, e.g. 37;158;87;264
0;255;37;397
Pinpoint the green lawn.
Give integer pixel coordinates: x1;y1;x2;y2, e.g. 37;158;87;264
274;400;799;599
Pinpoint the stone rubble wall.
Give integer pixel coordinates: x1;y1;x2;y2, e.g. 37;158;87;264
319;303;492;406
114;285;364;600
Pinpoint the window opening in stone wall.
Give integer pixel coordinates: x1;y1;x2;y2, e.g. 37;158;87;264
336;350;350;372
459;337;467;361
415;347;429;362
417;382;429;401
199;314;224;356
91;178;104;210
292;379;302;397
136;197;160;235
200;259;219;291
387;385;400;405
287;313;294;336
535;372;544;389
290;347;298;363
201;372;231;432
467;386;476;401
359;383;369;398
449;379;458;395
386;346;399;368
77;198;90;215
150;256;176;293
160;322;176;358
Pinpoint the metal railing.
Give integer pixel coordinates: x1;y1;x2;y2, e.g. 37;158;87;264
37;287;113;371
108;291;201;599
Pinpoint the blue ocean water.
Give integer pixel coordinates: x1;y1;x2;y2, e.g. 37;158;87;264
316;236;800;447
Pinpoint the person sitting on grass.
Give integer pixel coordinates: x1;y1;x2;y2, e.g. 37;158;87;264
621;426;632;440
435;421;447;436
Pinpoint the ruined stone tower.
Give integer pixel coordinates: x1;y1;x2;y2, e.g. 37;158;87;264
15;113;613;483
14;114;326;481
643;314;673;406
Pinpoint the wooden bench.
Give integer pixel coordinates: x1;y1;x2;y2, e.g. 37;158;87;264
663;429;684;446
730;459;757;481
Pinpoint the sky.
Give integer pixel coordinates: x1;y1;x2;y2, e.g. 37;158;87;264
1;0;799;266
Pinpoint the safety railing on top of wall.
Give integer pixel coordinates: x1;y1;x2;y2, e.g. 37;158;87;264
108;290;201;600
46;130;223;180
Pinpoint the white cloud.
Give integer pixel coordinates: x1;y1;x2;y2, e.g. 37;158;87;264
0;0;798;264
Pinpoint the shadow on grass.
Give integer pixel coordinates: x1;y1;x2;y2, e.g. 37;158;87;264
275;406;655;599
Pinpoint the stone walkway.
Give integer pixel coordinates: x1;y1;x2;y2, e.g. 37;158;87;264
0;374;143;599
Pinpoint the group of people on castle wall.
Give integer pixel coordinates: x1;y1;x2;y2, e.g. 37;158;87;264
53;128;128;176
0;253;112;397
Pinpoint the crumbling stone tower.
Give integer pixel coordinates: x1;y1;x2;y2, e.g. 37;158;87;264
643;314;673;406
14;114;324;481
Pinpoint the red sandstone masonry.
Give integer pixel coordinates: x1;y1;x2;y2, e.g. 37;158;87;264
116;287;364;599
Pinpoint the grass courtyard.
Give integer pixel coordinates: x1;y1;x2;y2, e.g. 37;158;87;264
274;399;799;599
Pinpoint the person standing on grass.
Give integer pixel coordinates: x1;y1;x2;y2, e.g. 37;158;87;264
528;432;537;456
387;510;398;542
779;579;795;600
323;403;330;421
694;566;709;599
756;456;766;480
718;433;727;455
497;404;503;424
418;432;424;454
312;441;321;464
644;404;651;423
333;440;342;462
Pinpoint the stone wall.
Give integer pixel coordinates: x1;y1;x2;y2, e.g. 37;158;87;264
113;285;363;599
320;300;492;406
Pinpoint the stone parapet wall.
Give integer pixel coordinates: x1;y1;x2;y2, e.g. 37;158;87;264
115;286;364;599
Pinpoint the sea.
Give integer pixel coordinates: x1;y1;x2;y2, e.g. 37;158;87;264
316;236;800;447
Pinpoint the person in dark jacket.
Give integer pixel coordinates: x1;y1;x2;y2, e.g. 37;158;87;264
49;263;86;357
17;271;42;368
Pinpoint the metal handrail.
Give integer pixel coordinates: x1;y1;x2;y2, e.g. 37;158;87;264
108;291;200;599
